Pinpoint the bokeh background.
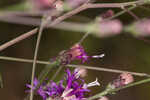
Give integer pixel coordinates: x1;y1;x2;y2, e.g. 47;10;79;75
0;0;150;100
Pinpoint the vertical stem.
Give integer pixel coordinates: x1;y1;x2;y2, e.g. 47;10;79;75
30;16;51;100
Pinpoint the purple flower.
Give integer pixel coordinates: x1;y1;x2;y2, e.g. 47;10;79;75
26;78;48;100
64;69;90;99
26;68;100;100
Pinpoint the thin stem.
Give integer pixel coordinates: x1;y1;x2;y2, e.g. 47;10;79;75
29;16;51;100
0;56;149;77
88;78;150;100
121;6;140;20
68;64;150;77
78;31;91;44
0;28;38;52
0;56;50;64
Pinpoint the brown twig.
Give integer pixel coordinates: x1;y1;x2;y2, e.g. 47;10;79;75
0;15;88;32
0;28;38;52
86;1;144;9
48;1;145;26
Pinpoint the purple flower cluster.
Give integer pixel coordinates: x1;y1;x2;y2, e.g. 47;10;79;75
26;69;91;100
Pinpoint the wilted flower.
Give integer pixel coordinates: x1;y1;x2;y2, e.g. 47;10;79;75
69;44;89;63
56;43;104;65
119;73;134;85
56;43;89;65
109;73;134;89
26;68;100;100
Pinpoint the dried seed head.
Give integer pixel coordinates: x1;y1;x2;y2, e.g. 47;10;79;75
111;73;134;88
119;73;134;85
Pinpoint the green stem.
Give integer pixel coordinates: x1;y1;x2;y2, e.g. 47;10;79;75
88;90;109;100
88;78;150;100
50;65;63;81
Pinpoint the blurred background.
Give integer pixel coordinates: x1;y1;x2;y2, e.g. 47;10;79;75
0;0;150;100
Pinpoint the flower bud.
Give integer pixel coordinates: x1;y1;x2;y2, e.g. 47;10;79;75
95;20;122;37
101;10;114;19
